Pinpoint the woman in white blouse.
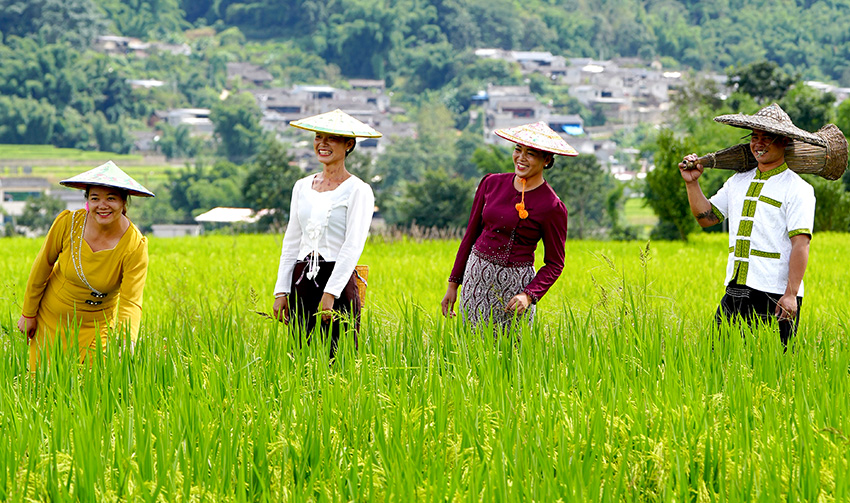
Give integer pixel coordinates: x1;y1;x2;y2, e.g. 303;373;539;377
273;109;379;355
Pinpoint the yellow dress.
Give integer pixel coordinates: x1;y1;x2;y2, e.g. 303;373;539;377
22;209;149;369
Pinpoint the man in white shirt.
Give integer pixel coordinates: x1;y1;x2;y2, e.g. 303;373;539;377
678;104;816;346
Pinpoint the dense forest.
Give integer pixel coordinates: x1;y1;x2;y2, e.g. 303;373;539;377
3;0;850;238
5;0;850;83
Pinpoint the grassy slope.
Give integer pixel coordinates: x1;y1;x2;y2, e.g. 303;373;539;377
0;145;184;187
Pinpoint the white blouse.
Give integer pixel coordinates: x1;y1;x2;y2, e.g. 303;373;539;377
274;173;374;298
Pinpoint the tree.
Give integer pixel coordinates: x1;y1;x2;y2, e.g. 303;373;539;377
319;1;399;79
779;85;835;133
454;132;486;179
396;42;457;93
606;183;638;241
131;186;181;233
18;193;65;235
726;61;797;105
836;99;850;144
0;96;56;144
53;107;95;149
0;0;107;48
97;0;186;39
395;168;475;228
546;155;616;239
181;0;215;24
156;123;205;159
471;144;512;176
373;137;431;189
166;160;246;221
644;129;699;241
808;175;850;232
90;112;134;154
210;92;266;163
242;140;302;230
76;54;148;123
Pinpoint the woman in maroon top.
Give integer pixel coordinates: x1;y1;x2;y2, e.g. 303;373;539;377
441;122;576;327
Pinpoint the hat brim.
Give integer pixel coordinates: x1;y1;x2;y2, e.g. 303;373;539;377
494;129;578;156
59;180;155;198
714;114;825;147
289;109;382;138
290;122;381;138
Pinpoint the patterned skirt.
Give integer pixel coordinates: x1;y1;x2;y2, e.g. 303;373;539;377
460;250;536;328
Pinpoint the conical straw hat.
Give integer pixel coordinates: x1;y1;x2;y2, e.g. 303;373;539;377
60;160;155;197
714;103;825;147
290;109;382;138
494;121;578;156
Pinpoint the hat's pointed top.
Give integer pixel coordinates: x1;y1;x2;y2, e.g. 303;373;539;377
290;109;382;138
494;121;578;156
714;103;825;146
59;161;155;197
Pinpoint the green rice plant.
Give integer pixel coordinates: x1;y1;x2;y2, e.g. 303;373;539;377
0;233;849;501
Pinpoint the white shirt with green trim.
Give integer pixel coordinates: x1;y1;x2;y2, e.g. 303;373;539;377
709;164;815;296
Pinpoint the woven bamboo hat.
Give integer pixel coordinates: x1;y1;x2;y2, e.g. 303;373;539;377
714;103;826;147
494;121;578;156
60;161;155;197
289;109;382;138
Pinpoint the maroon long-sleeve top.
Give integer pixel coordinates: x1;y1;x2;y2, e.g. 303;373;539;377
449;172;568;302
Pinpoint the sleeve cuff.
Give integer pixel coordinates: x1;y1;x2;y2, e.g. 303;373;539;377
448;275;463;284
523;289;540;304
710;204;725;223
788;228;812;238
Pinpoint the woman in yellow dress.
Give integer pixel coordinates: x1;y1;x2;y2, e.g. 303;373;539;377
17;161;154;369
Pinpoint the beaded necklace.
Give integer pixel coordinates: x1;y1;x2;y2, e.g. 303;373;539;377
70;210;106;298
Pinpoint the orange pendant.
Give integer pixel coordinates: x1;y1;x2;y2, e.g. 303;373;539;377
516;178;528;219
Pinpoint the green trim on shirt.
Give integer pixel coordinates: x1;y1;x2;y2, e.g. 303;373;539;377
734;238;750;258
754;163;788;180
738;220;753;237
789;228;812;238
733;260;749;284
742;200;757;217
710;203;725;223
746;181;764;198
751;249;781;259
758;195;782;208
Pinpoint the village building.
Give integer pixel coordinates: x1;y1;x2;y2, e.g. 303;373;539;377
226;62;274;88
0;177;51;224
151;224;203;238
246;80;413;167
164;108;214;135
93;36;191;58
0;178;89;228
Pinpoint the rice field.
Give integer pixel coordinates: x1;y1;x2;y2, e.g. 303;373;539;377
0;144;142;164
0;144;182;187
1;232;849;501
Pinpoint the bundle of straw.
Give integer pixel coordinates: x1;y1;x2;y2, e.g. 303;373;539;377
682;124;848;180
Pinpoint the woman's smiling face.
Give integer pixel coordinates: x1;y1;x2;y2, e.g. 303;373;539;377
512;145;551;180
86;186;126;225
314;133;355;164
